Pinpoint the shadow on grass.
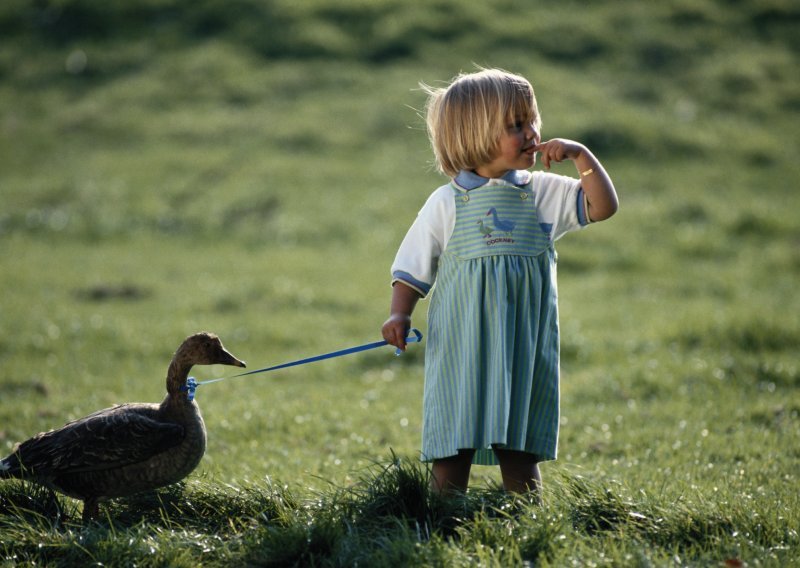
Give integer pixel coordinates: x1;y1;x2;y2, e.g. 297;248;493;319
3;456;796;565
0;479;77;528
107;476;298;533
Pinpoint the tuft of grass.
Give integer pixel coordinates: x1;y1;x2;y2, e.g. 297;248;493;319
106;477;298;533
0;480;75;530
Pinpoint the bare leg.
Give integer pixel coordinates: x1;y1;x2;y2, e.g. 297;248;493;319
494;448;542;500
430;449;475;494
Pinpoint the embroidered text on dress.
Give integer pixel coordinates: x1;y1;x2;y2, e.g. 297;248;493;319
486;237;515;246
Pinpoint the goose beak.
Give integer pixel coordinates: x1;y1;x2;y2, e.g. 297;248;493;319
220;348;247;368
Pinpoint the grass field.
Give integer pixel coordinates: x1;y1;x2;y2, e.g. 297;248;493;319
1;0;799;565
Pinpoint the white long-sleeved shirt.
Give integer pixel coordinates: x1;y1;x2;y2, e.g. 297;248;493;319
391;169;589;297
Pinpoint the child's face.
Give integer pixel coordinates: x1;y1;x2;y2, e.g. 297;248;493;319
475;118;540;179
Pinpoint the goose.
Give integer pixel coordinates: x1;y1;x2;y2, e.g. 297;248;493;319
486;207;516;234
0;332;245;521
477;218;494;238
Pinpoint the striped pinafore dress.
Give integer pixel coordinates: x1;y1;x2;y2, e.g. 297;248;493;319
422;178;561;465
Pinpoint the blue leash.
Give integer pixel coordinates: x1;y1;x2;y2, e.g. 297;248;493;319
180;328;423;401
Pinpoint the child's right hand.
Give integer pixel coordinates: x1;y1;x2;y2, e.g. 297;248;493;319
383;281;422;351
382;314;412;351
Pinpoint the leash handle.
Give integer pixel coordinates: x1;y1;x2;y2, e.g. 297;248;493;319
395;327;423;355
181;328;423;401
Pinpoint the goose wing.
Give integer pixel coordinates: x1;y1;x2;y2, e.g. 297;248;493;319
13;405;184;475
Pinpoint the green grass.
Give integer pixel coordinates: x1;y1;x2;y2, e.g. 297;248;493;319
2;459;797;565
2;0;799;565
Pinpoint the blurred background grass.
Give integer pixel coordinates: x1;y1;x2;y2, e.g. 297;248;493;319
1;0;798;503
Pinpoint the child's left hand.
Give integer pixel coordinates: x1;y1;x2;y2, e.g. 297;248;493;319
534;138;585;170
535;137;619;223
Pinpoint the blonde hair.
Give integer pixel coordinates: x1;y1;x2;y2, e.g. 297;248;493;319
421;68;541;178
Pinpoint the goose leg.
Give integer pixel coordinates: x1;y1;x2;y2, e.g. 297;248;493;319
46;488;67;526
82;497;100;522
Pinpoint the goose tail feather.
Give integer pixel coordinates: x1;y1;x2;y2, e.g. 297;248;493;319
0;455;21;478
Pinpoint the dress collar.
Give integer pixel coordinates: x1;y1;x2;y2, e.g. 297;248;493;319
453;169;532;190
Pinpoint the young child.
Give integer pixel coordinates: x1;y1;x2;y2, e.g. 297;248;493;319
381;68;618;496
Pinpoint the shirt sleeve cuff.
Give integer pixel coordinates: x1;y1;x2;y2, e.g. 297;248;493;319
391;271;431;297
577;187;591;225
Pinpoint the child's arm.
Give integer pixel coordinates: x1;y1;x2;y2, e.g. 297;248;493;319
382;282;422;351
535;139;619;222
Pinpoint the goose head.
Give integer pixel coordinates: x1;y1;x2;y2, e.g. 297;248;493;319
166;332;246;394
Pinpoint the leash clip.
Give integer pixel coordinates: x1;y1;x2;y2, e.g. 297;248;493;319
181;376;198;401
